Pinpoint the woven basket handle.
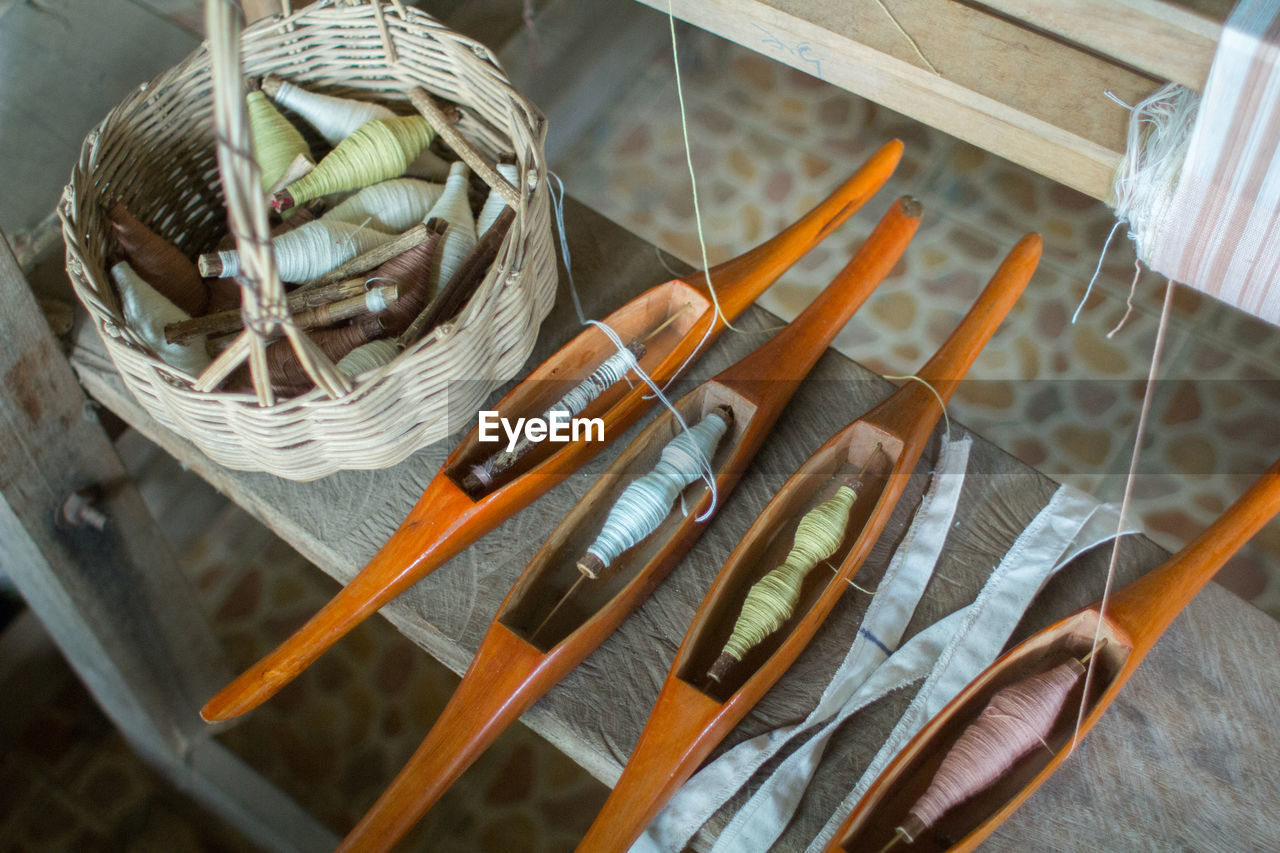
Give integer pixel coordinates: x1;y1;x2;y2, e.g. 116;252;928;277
193;0;351;405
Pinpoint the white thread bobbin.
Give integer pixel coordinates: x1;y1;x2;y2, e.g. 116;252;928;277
323;178;445;232
427;161;478;290
205;220;394;283
337;339;400;378
478;162;520;237
111;261;211;375
581;407;732;577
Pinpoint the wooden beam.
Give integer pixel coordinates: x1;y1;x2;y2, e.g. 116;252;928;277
975;0;1227;90
636;0;1189;200
0;232;334;853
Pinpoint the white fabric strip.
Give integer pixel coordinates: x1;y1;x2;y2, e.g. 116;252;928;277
631;435;973;853
1124;0;1280;325
806;489;1134;852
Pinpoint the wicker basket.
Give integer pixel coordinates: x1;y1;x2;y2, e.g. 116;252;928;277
60;0;556;480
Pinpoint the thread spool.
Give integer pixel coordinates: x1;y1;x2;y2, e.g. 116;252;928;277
274;116;436;211
366;218;449;336
214;200;318;253
262;75;394;146
530;406;733;642
106;203;208;317
881;659;1086;852
477;161;520;237
580;406;733;578
401;206;514;341
290;284;398;330
247;89;312;192
425;161;478;291
322;178;444;232
462;340;646;494
708;446;883;683
200;220;394;283
260;75;454;182
337;339;400;378
110;261;210;375
232;313;383;393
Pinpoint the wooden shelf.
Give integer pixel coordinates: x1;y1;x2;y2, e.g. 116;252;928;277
59;197;1280;851
641;0;1230;200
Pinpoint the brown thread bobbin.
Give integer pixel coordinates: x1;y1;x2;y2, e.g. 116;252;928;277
231;314;384;393
107;203;209;317
887;658;1086;851
367;217;450;337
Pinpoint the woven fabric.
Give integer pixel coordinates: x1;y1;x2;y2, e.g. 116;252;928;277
1145;0;1280;325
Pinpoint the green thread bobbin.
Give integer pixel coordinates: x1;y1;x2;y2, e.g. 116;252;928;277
276;115;436;210
709;485;858;683
246;90;310;192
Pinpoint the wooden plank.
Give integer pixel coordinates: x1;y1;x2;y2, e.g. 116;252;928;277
67;197;1280;849
0;233;334;853
636;0;1169;200
976;0;1228;90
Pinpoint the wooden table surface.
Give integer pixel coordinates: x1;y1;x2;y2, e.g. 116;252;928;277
69;197;1280;850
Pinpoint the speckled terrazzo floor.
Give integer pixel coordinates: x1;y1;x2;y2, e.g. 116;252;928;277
551;24;1280;621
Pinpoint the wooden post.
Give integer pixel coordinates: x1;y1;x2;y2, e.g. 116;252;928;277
0;233;335;852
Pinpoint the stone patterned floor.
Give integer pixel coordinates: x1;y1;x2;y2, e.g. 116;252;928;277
551;24;1280;621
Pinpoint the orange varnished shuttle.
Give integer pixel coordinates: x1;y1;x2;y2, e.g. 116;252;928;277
574;233;1043;853
829;458;1280;852
201;140;905;723
336;197;924;852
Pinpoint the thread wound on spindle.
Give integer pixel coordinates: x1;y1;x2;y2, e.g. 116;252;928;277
273;115;437;211
577;405;733;579
460;339;647;495
897;658;1085;843
107;203;209;317
709;484;861;683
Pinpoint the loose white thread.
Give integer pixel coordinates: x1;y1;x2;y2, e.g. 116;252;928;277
1106;259;1144;339
883;373;952;439
1072;277;1176;751
547;171;721;517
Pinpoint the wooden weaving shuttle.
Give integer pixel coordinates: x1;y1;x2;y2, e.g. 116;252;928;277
199;140;904;723
829;459;1280;853
335;197;924;853
574;233;1043;853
